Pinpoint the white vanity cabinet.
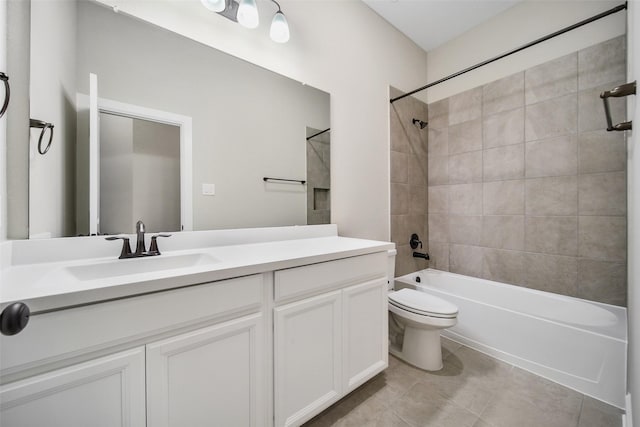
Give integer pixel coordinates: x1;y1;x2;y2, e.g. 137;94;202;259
0;274;266;427
0;347;146;427
146;313;264;427
273;252;389;427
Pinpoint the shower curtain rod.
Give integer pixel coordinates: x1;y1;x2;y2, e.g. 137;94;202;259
306;128;331;141
390;2;628;104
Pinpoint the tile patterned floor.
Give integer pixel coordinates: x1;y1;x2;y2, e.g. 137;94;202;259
304;338;624;427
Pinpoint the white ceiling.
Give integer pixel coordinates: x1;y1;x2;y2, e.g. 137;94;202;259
362;0;523;52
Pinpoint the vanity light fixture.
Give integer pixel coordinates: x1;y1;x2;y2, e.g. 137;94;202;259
269;0;289;43
237;0;259;28
202;0;290;43
201;0;226;13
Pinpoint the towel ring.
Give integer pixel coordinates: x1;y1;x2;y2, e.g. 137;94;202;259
30;119;55;155
0;72;9;119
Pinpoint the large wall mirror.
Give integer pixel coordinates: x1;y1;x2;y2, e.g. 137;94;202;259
25;0;330;239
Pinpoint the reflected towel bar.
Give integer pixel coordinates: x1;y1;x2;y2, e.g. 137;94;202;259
306;128;330;141
263;177;306;184
600;81;636;132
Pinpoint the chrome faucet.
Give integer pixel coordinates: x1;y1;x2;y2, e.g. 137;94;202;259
106;220;171;259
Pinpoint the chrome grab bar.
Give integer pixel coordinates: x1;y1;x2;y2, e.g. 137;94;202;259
600;81;636;132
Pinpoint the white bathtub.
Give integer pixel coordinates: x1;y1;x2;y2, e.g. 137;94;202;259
395;269;628;409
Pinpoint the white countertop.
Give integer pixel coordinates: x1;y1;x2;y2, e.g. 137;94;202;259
1;231;395;313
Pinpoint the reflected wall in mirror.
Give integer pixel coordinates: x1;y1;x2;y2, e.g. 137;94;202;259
27;0;330;238
306;127;331;225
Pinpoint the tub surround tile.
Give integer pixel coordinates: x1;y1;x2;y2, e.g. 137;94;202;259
449;215;483;246
409;185;427;215
525;176;578;216
483;107;525;149
525;216;578;256
449;119;482;155
482;248;524;285
525;93;577;141
577;259;627;306
578;216;626;261
428;97;450;130
429;127;449;156
391;151;409;184
578;130;626;174
483;144;525;181
450;244;483;277
391;215;411;245
523;253;578;297
482;216;524;251
578;36;626;90
449;151;483;184
450;87;482;125
449;183;483;215
429;214;449;243
483;73;524;117
483;180;524;215
578;172;626;216
525;134;577;178
396;244;428;277
429;154;449;186
428;186;449;214
525;53;577;105
428;241;450;271
408;155;427;187
578;82;626;133
391;183;409;215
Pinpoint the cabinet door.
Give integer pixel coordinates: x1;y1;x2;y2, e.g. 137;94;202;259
146;313;264;427
343;278;388;393
274;291;342;427
0;347;146;427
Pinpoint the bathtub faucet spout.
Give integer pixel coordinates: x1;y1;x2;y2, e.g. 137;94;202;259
413;251;430;260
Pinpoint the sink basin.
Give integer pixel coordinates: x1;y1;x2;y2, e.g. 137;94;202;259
66;253;218;281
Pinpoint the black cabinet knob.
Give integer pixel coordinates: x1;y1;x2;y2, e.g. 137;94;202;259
0;302;30;336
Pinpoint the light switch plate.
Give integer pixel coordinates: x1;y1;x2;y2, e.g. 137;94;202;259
202;183;215;196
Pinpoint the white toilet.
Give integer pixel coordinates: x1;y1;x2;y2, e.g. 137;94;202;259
388;286;458;371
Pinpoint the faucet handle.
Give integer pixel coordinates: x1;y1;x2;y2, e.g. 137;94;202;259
105;236;132;259
149;234;172;255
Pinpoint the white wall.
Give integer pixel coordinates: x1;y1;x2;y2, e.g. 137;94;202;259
95;0;428;241
426;0;626;102
28;0;76;238
627;0;639;422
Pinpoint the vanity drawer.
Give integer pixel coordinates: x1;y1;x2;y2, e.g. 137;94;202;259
1;274;264;377
274;252;387;303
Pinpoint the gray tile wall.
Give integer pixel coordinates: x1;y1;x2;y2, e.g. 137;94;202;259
390;87;430;276
424;36;627;306
306;128;331;225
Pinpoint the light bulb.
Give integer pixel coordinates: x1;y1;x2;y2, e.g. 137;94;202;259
237;0;259;29
270;11;289;43
201;0;226;13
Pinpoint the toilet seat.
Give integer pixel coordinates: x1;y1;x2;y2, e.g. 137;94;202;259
388;288;458;319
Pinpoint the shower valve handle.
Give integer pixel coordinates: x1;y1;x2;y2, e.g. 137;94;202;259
409;233;422;249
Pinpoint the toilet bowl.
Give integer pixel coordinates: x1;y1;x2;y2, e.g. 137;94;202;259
388;288;458;371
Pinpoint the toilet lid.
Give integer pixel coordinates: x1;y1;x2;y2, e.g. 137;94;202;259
389;288;458;318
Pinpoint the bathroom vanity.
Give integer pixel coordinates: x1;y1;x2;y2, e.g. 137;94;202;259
0;225;394;427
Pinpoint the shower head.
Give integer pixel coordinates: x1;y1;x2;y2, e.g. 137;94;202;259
412;118;428;129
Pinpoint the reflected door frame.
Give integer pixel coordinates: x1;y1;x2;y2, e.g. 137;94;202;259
79;90;193;233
